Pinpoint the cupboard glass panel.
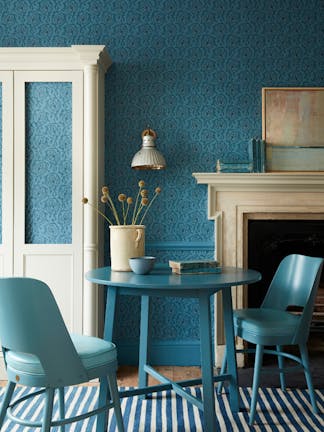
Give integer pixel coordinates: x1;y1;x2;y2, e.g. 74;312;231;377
25;82;72;244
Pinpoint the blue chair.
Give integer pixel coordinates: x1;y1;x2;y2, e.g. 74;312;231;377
0;277;124;432
218;254;323;425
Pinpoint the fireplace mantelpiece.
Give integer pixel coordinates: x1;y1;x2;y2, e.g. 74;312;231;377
192;172;324;365
193;172;324;191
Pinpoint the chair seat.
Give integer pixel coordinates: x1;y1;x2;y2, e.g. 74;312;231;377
5;334;117;376
234;308;300;345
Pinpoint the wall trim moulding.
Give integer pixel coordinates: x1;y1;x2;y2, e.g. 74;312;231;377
117;339;201;366
0;45;112;71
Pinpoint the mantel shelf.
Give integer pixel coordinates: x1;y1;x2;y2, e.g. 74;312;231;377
192;172;324;192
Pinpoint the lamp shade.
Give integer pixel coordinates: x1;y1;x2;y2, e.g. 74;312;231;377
131;128;166;170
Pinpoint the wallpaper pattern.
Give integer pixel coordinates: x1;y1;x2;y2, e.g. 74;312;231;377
0;0;323;346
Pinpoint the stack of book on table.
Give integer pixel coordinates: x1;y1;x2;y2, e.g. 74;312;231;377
169;260;221;275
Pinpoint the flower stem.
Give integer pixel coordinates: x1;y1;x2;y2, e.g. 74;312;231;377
139;192;158;224
107;194;121;225
122;201;126;225
87;202;114;225
124;202;131;224
132;186;142;224
133;203;144;225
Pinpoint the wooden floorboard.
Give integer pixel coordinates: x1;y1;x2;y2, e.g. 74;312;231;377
0;366;202;388
116;365;202;387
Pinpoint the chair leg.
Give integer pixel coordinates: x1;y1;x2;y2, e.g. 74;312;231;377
107;373;124;432
41;388;55;432
217;346;227;394
96;377;109;432
276;345;286;391
0;381;15;428
299;343;318;414
58;387;65;432
249;344;264;426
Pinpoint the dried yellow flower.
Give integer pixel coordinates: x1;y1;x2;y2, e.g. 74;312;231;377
85;182;161;226
118;194;127;202
141;197;149;206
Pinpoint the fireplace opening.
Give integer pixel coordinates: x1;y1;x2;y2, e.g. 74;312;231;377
248;219;324;339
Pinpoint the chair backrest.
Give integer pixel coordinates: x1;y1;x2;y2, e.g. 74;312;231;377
261;254;323;343
0;277;88;386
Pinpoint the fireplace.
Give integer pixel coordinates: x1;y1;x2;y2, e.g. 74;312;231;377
248;219;324;332
193;172;324;366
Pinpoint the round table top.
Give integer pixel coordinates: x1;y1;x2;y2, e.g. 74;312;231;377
85;265;261;297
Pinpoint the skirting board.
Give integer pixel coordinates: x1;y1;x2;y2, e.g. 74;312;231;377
117;340;244;368
117;339;202;366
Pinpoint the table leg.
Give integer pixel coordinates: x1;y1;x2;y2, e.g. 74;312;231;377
139;295;151;389
100;287;118;430
222;287;240;412
103;286;117;341
199;294;216;432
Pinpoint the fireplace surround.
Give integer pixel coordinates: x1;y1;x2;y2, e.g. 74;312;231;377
193;172;324;366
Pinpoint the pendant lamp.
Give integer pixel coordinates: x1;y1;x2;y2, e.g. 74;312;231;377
131;128;166;170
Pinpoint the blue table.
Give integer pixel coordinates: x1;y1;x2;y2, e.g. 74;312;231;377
86;265;261;431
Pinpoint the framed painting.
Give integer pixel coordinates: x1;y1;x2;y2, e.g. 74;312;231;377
262;87;324;171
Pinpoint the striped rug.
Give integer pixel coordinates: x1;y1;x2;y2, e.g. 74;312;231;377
0;386;323;431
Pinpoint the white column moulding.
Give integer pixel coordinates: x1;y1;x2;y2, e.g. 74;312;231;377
0;71;14;277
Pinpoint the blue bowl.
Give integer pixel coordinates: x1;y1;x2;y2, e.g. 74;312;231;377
129;256;156;275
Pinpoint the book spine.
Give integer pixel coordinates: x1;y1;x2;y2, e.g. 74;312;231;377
217;165;251;173
249;139;253;172
255;137;261;173
169;260;219;270
172;267;222;275
252;138;257;172
260;139;266;172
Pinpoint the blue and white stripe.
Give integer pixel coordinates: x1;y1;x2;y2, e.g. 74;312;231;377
0;386;323;431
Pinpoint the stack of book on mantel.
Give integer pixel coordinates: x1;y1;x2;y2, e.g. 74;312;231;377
169;260;221;275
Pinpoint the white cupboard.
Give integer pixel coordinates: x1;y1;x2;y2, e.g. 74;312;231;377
0;46;111;378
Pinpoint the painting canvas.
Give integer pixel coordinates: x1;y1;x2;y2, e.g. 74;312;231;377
262;87;324;171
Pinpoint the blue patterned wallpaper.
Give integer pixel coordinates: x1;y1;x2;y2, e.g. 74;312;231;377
0;0;323;362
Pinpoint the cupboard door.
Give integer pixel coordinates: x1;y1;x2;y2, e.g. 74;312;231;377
0;45;111;380
13;71;84;332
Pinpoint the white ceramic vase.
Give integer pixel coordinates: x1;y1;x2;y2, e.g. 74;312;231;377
109;225;145;271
